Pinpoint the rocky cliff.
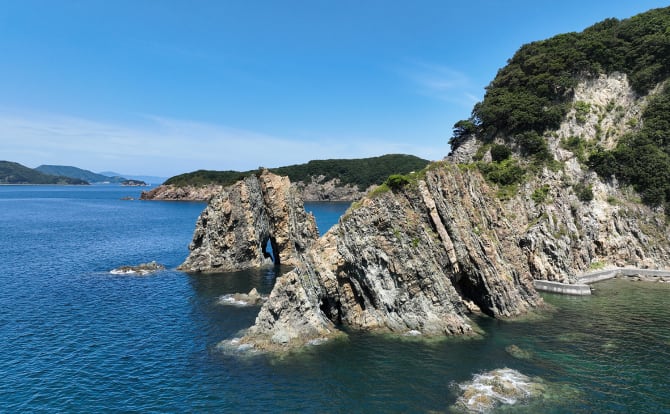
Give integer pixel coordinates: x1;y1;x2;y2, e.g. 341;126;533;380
238;164;541;351
181;73;670;353
232;74;670;352
294;176;371;201
450;73;670;283
178;170;319;272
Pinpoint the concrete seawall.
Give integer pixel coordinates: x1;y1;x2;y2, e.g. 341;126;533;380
533;280;592;296
533;268;670;296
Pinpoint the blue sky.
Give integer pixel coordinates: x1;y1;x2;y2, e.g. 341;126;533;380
1;1;668;177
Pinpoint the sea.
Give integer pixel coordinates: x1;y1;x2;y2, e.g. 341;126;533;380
0;185;668;413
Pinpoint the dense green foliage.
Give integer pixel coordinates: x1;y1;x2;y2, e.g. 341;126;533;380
164;154;430;190
35;165;126;183
449;6;670;208
0;161;88;185
490;144;512;162
573;182;595;202
385;174;411;190
476;159;525;187
589;84;670;206
451;7;670;153
164;170;249;187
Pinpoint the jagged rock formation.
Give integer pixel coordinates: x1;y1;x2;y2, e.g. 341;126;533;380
233;74;670;352
449;73;670;282
178;170;319;272
196;74;670;352
451;73;670;283
294;176;371;201
239;164;541;351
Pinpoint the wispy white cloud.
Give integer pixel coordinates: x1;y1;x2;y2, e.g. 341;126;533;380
0;111;444;177
401;61;482;107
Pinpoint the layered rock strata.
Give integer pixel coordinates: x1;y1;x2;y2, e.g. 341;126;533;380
178;170;319;273
240;164;542;351
450;74;670;283
295;176;369;201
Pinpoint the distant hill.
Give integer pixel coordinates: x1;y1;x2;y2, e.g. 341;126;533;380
36;165;126;183
0;161;88;185
99;172;168;185
164;154;431;190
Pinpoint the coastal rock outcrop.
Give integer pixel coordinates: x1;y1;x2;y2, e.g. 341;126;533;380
295;176;370;201
178;170;319;273
140;184;224;202
110;261;165;275
236;77;670;352
450;73;670;283
240;164;542;351
141;179;367;202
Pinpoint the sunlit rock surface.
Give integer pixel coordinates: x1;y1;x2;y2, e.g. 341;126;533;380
178;170;319;273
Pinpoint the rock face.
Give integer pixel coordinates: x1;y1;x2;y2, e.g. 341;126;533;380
178;170;319;273
184;77;670;353
240;164;541;351
449;73;670;283
236;75;670;352
140;184;224;202
295;176;370;201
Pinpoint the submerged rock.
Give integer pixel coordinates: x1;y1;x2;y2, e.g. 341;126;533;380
110;261;165;275
453;368;546;413
218;288;267;306
505;344;533;360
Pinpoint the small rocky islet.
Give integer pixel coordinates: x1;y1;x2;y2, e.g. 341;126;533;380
110;261;165;275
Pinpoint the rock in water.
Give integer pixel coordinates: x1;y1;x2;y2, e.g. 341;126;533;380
218;288;267;306
453;368;546;412
110;261;165;275
178;170;319;273
240;164;542;351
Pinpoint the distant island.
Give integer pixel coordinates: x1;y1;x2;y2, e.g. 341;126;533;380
0;161;89;185
35;165;127;184
99;171;168;185
1;162;153;186
121;179;148;186
141;154;431;202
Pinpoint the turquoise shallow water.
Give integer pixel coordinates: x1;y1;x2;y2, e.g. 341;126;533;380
0;186;668;413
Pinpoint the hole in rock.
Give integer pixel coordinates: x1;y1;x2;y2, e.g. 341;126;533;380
262;236;280;265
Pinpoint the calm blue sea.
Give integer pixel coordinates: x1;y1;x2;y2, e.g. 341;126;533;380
0;185;668;413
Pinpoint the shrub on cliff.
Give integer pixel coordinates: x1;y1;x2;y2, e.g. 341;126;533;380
490;144;512;162
385;174;410;190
